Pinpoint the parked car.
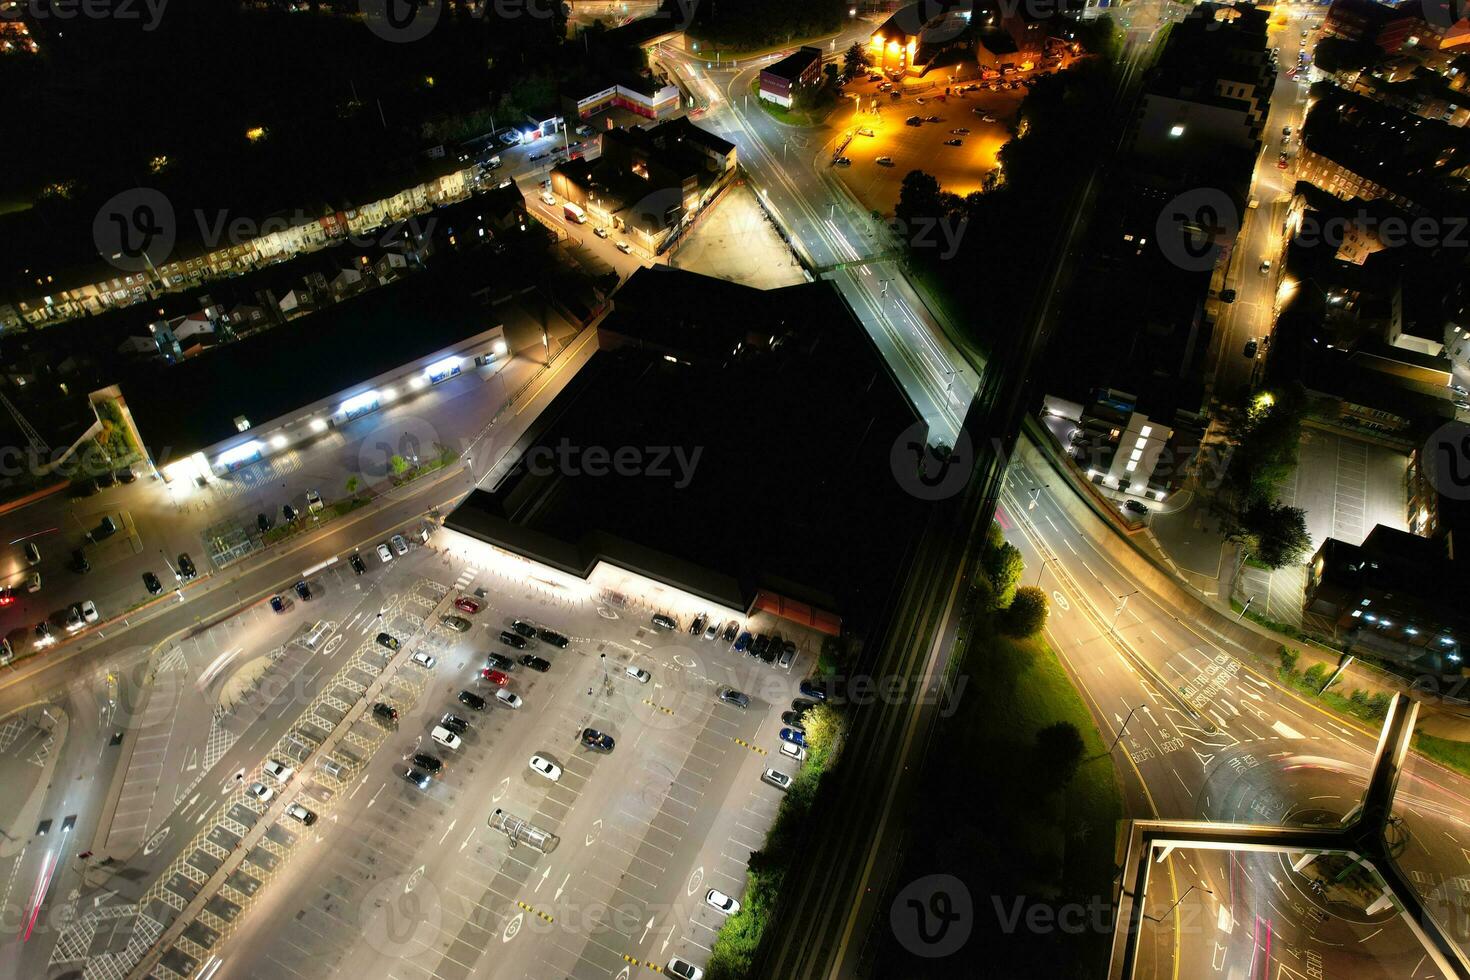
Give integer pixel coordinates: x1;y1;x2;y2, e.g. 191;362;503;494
441;615;471;632
246;782;275;804
376;543;393;563
529;755;561;781
376;632;401;651
294;580;312;601
411;651;437;668
799;679;829;702
667;958;705;980
305;489;323;514
263;760;295;784
625;665;651;684
581;728;615;752
403;768;432;790
65;605;85;632
371;702;399;724
734;631;753;653
81;600;99;624
779;740;807;762
778;641;796;669
722;621;739;642
1243;339;1259;359
482;668;511;687
143;572;163;596
412;753;443;774
485;653;515;672
24;542;40;566
115;466;136;484
511;620;537;638
269;594;286;613
651;614;677;631
499;630;528;649
519;654;552;672
943;138;963;147
348;552;366;575
494;688;522;709
876;156;894;166
688;615;706;636
926;115;941;123
177;553;197;579
718;687;750;709
593;226;609;239
440;713;468;735
706;889;740;915
781;711;806;727
285;802;317;825
282;504;298;523
71;549;90;574
761;768;792;791
432;726;463;750
535;627;569;648
905;116;922;126
454;596;481;614
458;690;487;712
779;727;807;747
616;241;633;255
24;572;39;594
1124;499;1149;516
390;534;409;556
950;128;970;135
1259;259;1272;275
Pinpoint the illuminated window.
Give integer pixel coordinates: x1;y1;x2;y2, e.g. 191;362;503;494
1139;425;1153;437
1125;461;1137;472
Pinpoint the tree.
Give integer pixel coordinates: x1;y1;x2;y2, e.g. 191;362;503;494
800;703;846;763
389;455;411;477
896;169;945;226
822;62;840;88
345;475;361;500
1238;499;1311;569
983;541;1026;610
1034;722;1085;784
841;41;869;82
1002;586;1049;638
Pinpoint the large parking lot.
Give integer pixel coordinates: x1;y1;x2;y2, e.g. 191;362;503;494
143;532;822;980
834;73;1028;212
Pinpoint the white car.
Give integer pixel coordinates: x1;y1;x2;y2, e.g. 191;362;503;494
529;755;561;781
390;534;409;556
667;958;704;980
284;802;317;825
703;622;720;640
495;688;523;709
616;241;633;254
779;740;807;762
246;781;275;804
625;665;651;684
262;760;295;784
81;600;99;624
432;726;462;750
761;768;792;791
376;543;393;563
305;489;323;513
540;190;556;206
705;889;740;915
411;651;437;669
64;605;85;632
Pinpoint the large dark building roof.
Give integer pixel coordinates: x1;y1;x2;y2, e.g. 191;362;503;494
120;252;522;464
445;268;927;624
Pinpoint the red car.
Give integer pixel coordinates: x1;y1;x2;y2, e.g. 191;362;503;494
481;668;511;686
454;596;481;614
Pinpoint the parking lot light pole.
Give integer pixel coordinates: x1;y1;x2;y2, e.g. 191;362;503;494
1111;589;1139;629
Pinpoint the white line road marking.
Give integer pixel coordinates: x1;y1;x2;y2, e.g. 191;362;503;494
1271;721;1304;740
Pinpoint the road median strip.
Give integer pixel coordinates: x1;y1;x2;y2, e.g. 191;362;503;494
732;737;767;755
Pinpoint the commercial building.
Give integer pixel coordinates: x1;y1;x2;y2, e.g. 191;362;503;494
550;118;735;254
1304;525;1466;672
759;47;823;108
568;76;682;122
1042;391;1205;502
443;267;928;635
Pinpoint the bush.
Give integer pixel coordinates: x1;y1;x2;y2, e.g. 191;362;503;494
984;542;1026;609
1279;646;1299;674
1001;586;1049;638
1367;691;1392;719
1034;721;1085;785
1303;663;1328;689
1349;688;1369;708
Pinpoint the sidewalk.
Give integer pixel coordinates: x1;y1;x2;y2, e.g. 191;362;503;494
0;704;68;859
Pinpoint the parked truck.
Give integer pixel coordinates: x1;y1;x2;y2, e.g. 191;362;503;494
563;201;587;224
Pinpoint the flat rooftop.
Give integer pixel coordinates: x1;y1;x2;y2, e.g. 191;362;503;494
446;270;927;623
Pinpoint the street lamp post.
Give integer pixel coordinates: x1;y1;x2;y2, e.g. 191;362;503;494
1238;595;1256;620
1112;590;1139;629
1145;884;1213;922
1109;703;1147;751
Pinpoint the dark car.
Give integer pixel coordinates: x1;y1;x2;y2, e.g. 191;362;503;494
412;753;443;774
722;621;739;642
779;727;807;747
905;115;922;126
142;572;163;596
269;594;286;613
71;479;99;498
781;711;806;727
652;614;678;631
458;690;487;712
177;553;197;580
734;631;752;653
688;615;705;636
403;768;431;790
718;687;751;708
349;553;367;575
89;516;118;542
257;513;271;533
294;580;312;601
791;698;816;714
1243;339;1259;359
519;654;552;672
94;470;117;489
71;549;90;574
943;138;963;146
1124;499;1149;516
799;679;829;702
375;632;400;651
925;114;942;123
486;652;515;672
581;728;615;752
499;630;528;649
115;466;136;484
752;634;770;659
511;620;537;638
372;702;399;724
535;627;569;648
282;504;298;523
440;713;469;734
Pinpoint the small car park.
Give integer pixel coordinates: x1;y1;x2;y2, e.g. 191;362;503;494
529;755;562;781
